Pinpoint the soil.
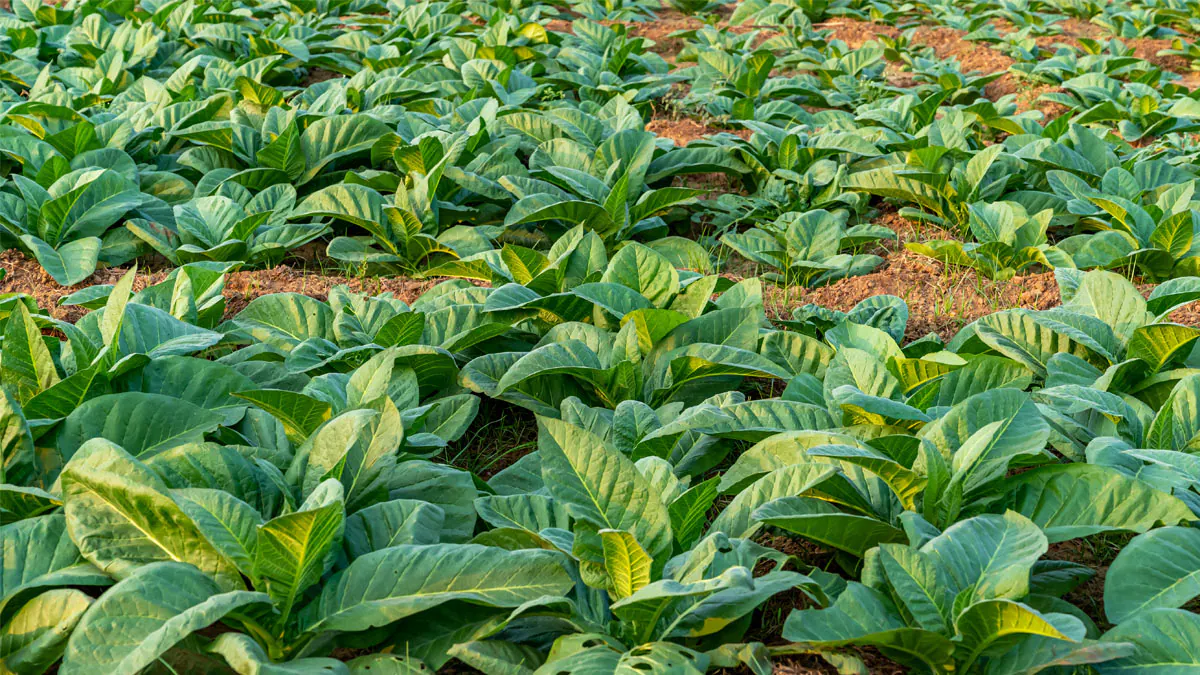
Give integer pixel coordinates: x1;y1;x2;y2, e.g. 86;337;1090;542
302;67;344;86
647;115;751;146
1129;38;1191;73
985;75;1070;118
725;212;1200;341
756;248;1062;341
816;19;899;49
912;26;1015;74
550;9;776;58
0;250;438;322
1044;536;1131;633
610;9;706;56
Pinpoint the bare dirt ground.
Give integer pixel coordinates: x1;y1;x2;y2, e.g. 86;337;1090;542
0;250;438;322
817;19;899;48
647;115;752;145
727;211;1200;340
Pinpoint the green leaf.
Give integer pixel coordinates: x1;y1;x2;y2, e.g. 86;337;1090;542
299;115;391;185
876;543;954;633
347;654;431;674
708;464;844;539
299;544;573;634
173;488;263;581
60;440;244;591
538;418;673;567
20;236;100;286
344;499;445;558
55;392;225;461
0;514;110;617
668;477;719;550
233;294;335;352
1104;526;1200;624
601;243;680;308
59;562;270;675
0;588;91;675
1126;323;1200;373
1001;464;1193;543
752;497;906;557
233;390;332;445
922;512;1047;602
1;304;59;404
782;583;955;672
954;599;1080;671
255;480;345;625
447;640;544;675
207;633;348;674
601;529;652;601
1098;609;1200;673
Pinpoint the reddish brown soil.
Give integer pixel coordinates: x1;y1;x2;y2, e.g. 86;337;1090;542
676;171;739;195
647;115;751;145
728;212;1200;341
1178;72;1200;89
613;9;706;56
986;76;1070;117
1016;20;1191;76
0;250;437;322
816;19;899;49
549;9;775;58
1130;38;1191;73
757;249;1061;341
912;26;1015;74
884;63;920;89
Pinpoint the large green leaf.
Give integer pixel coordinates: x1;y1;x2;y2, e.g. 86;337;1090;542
20;236;101;286
55;392;225;461
60;562;270;675
955;600;1081;671
207;633;349;675
299;544;573;634
921;512;1047;602
60;440;244;591
299;114;391;184
1098;609;1200;673
0;588;91;674
752;497;905;556
233;294;335;351
1001;464;1193;543
255;480;345;625
0;514;109;616
1104;526;1200;624
1;304;58;405
537;418;673;566
782;582;955;672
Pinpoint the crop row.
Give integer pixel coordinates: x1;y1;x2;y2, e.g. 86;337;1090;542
6;0;1200;288
2;254;1200;672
